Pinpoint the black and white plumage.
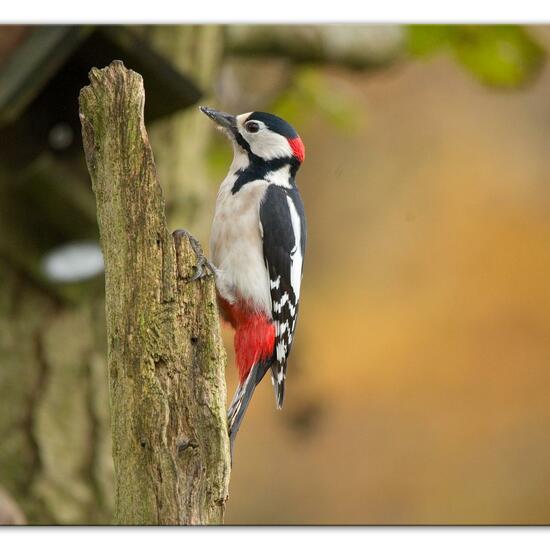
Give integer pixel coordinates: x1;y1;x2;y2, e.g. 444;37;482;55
260;184;306;407
200;107;307;450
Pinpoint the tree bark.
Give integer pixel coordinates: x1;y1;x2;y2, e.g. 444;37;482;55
79;60;230;525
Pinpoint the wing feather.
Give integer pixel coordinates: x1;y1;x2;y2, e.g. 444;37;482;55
259;185;306;407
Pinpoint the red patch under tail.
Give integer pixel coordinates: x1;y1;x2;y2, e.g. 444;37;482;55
218;296;275;383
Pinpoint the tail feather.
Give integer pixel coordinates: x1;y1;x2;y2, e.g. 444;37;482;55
228;360;286;458
271;364;286;409
228;362;263;456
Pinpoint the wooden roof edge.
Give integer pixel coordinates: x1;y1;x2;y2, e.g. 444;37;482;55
98;26;203;109
0;26;93;127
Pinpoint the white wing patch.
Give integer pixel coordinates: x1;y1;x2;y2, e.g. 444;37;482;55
270;196;303;368
286;196;303;301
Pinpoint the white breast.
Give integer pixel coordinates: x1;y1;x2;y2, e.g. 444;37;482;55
209;167;271;316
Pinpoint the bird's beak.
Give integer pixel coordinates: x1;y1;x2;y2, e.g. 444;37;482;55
199;106;237;132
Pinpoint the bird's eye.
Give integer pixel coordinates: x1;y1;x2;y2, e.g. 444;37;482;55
245;121;260;133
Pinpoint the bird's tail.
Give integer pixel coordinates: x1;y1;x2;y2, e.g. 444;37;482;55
228;362;265;456
270;363;286;409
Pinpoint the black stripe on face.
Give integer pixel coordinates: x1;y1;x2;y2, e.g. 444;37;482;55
235;132;256;158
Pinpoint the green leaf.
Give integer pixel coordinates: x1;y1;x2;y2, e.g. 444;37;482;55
450;26;545;88
406;25;545;88
406;25;453;57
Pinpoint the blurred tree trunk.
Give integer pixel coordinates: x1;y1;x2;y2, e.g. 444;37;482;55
226;25;403;69
145;25;224;241
0;265;113;524
0;25;225;524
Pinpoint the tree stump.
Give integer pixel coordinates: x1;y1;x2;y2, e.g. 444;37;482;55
79;60;230;525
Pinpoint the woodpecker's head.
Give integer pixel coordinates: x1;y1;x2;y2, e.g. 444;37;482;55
200;106;305;169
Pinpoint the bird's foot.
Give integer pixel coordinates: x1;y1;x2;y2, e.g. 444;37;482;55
172;229;217;282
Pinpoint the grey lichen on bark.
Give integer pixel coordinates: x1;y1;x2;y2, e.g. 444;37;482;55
78;60;230;525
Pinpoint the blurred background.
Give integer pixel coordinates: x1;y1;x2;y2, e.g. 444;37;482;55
1;24;550;525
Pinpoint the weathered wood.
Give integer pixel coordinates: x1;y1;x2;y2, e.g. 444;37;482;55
79;60;230;525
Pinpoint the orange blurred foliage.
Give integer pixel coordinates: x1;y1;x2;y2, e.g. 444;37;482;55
225;49;550;524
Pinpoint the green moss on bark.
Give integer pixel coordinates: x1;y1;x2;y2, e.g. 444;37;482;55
79;61;230;525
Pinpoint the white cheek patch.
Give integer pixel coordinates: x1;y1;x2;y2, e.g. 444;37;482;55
249;130;293;160
236;113;294;161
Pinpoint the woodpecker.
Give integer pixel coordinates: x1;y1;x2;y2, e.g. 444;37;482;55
199;106;307;451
